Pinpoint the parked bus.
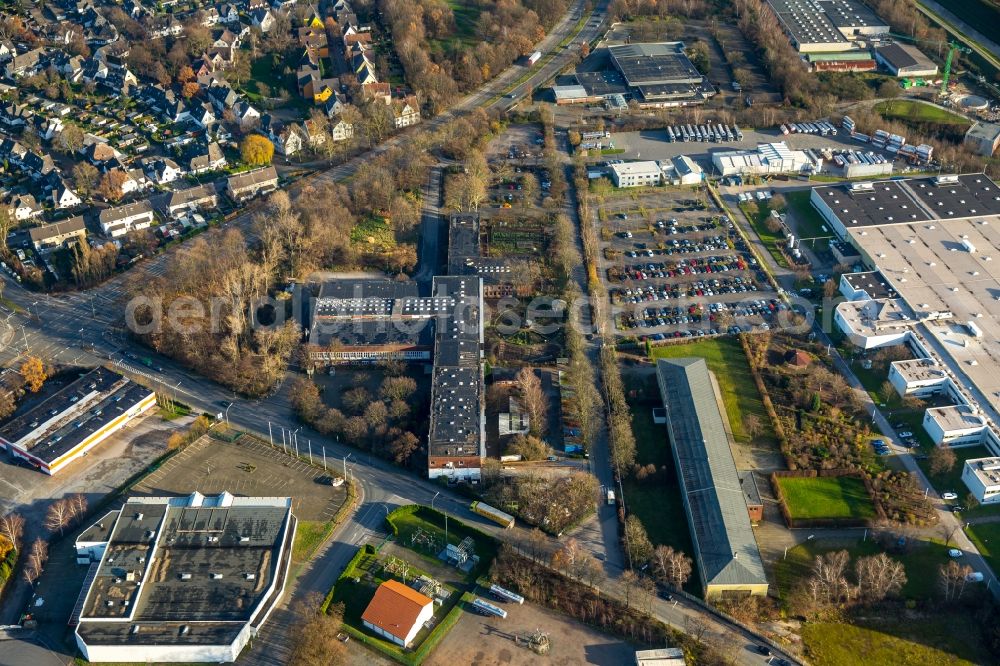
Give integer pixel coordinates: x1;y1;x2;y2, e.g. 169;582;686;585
470;501;515;529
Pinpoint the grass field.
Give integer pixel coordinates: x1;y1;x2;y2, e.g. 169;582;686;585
446;0;481;43
775;476;876;520
649;337;775;446
775;536;960;601
350;216;396;250
802;616;985;666
965;522;1000;574
292;519;334;562
874;100;971;126
785;190;832;239
739;201;790;268
917;444;989;503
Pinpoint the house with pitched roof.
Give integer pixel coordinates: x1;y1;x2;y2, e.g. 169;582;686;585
361;580;434;647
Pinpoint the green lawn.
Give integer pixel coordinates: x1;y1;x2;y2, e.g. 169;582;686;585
649;337;775;446
776;536;960;602
785;190;832;239
292;519;334;562
445;0;481;43
775;476;876;521
802;616;985;666
351;216;396;250
965;522;1000;574
388;506;497;578
917;444;989;503
739;202;790;268
874;100;971;126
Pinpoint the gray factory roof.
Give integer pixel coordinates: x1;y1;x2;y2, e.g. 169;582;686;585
428;276;484;459
822;0;887;30
767;0;850;47
77;494;293;644
608;43;703;86
815;175;1000;229
655;358;767;590
875;43;936;72
842;270;897;299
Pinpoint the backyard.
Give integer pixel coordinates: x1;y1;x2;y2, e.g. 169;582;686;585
775;475;876;521
739;200;789;268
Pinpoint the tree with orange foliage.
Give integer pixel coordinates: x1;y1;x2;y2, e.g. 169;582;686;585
177;65;196;83
20;356;46;393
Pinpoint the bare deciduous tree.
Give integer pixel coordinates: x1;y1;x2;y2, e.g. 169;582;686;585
855;552;906;602
939;560;973;602
810;549;852;605
0;513;25;549
44;499;73;536
651;544;694;590
516;367;549;437
287;593;348;666
23;538;48;586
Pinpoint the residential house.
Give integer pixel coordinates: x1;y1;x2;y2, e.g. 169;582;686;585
51;179;82;208
323;92;347;117
84;141;120;166
144;157;184;185
191;103;217;129
0;103;30;132
331;118;353;142
297;26;328;57
150;16;184;39
207;85;240;113
7;194;43;221
216;3;240;24
25;152;57;179
28;216;87;251
0;139;29;166
98;200;155;237
234;101;261;127
123;0;149;18
393;97;420;128
187;142;227;174
158;183;219;219
226;166;278;201
271;124;304;156
5;48;46;78
251;9;275;32
0;40;15;62
201;7;222;25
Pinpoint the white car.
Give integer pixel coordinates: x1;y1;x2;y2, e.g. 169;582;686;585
942;492;959;500
966;571;984;582
898;431;914;438
948;548;964;558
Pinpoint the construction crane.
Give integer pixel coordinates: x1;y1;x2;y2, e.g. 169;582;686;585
887;32;971;97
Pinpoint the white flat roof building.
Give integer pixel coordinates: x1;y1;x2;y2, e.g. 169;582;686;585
609;161;663;188
889;358;952;398
962;457;1000;504
713;142;820;177
923;405;987;447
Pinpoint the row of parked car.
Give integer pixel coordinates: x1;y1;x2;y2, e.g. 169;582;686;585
615;275;760;303
780;121;838;136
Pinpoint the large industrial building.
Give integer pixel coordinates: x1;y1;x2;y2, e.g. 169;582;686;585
655;358;768;599
72;492;295;664
766;0;888;53
813;174;1000;462
305;216;486;482
874;43;938;78
0;367;155;475
566;42;716;108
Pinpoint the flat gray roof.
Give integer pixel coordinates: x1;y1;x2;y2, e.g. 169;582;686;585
843;270;897;299
655;358;767;590
608;43;703;86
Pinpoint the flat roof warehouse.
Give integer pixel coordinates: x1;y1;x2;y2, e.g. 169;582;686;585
0;367;155;474
813;174;1000;450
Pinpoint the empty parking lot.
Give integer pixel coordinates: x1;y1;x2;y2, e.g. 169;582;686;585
130;433;347;522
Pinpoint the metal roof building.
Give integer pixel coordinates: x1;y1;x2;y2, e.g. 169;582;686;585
655;358;768;599
767;0;888;53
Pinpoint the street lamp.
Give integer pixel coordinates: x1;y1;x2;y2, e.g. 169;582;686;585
431;491;440;511
224;402;233;427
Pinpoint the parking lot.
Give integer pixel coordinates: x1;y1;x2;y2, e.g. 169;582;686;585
596;189;782;339
130;433;347;523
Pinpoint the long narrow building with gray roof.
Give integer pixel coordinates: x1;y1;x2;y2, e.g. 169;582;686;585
655;358;768;599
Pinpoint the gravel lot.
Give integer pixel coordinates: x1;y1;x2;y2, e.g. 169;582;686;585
425;598;634;666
